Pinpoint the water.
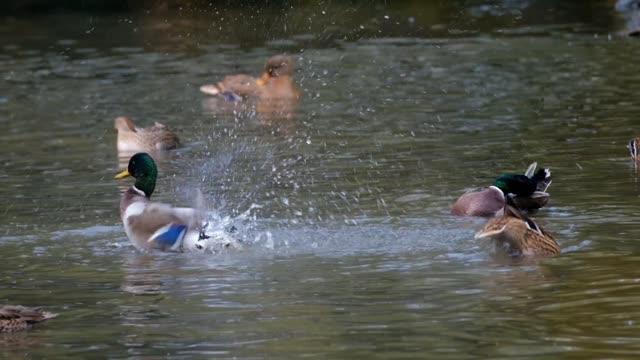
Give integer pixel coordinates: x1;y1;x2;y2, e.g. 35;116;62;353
2;0;640;358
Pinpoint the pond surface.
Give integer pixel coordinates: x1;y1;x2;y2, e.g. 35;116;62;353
2;0;640;358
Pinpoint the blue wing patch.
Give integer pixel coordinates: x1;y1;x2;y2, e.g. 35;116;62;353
222;91;242;102
151;224;187;250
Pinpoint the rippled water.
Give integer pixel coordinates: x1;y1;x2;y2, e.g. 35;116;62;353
2;1;640;358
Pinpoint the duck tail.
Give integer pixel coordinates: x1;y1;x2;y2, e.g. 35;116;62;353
199;84;222;96
38;311;58;321
524;162;537;178
531;168;551;192
13;306;58;323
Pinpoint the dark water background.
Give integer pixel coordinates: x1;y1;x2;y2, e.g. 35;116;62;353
2;0;640;358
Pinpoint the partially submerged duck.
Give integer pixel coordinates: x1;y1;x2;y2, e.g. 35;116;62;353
200;55;300;101
114;116;179;153
115;153;237;252
0;306;56;333
451;162;551;217
475;204;560;258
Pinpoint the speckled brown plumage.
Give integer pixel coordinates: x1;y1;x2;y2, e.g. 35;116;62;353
114;116;179;153
0;306;57;333
475;205;560;257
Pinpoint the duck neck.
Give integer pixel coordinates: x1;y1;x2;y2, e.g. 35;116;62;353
134;173;156;198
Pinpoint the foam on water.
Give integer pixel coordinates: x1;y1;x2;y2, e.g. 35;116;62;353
189;203;265;253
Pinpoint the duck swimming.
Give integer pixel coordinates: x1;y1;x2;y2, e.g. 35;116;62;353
114;116;179;153
451;162;551;217
0;305;56;333
115;153;236;252
475;203;560;258
200;55;300;101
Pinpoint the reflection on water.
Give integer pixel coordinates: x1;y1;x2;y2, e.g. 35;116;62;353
121;254;172;295
200;96;300;128
2;0;640;358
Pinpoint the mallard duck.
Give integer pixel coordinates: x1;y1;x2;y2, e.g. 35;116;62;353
0;306;56;333
115;152;238;252
114;116;179;153
628;138;640;160
474;204;560;257
451;162;551;217
506;162;551;209
199;55;299;101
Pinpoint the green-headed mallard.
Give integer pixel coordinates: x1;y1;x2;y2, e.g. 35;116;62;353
115;153;217;252
0;306;56;333
451;162;551;217
200;55;299;101
474;204;560;257
114;116;179;153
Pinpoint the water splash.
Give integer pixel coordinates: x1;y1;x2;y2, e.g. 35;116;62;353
185;203;265;253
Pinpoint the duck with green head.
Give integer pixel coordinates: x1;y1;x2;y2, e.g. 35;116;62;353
451;162;551;217
115;153;211;252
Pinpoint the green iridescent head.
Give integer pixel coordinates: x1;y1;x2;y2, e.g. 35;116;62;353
115;152;157;197
492;173;536;197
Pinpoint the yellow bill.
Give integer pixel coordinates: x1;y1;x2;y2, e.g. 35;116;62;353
115;169;131;179
256;72;270;87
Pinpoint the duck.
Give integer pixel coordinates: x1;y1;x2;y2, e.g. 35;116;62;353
114;116;179;153
0;305;57;333
451;162;551;217
115;152;237;252
474;202;560;257
199;55;300;101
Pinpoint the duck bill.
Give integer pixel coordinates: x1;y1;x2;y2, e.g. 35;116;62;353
256;73;270;87
115;169;131;179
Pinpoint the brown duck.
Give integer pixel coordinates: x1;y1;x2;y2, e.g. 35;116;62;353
114;116;179;153
0;306;57;333
474;204;560;257
200;55;299;101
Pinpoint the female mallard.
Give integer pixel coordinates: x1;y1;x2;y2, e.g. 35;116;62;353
0;306;56;333
114;116;179;153
199;55;300;101
451;162;551;217
474;204;560;257
115;153;236;252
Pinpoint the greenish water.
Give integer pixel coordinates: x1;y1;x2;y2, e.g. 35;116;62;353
2;1;640;358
